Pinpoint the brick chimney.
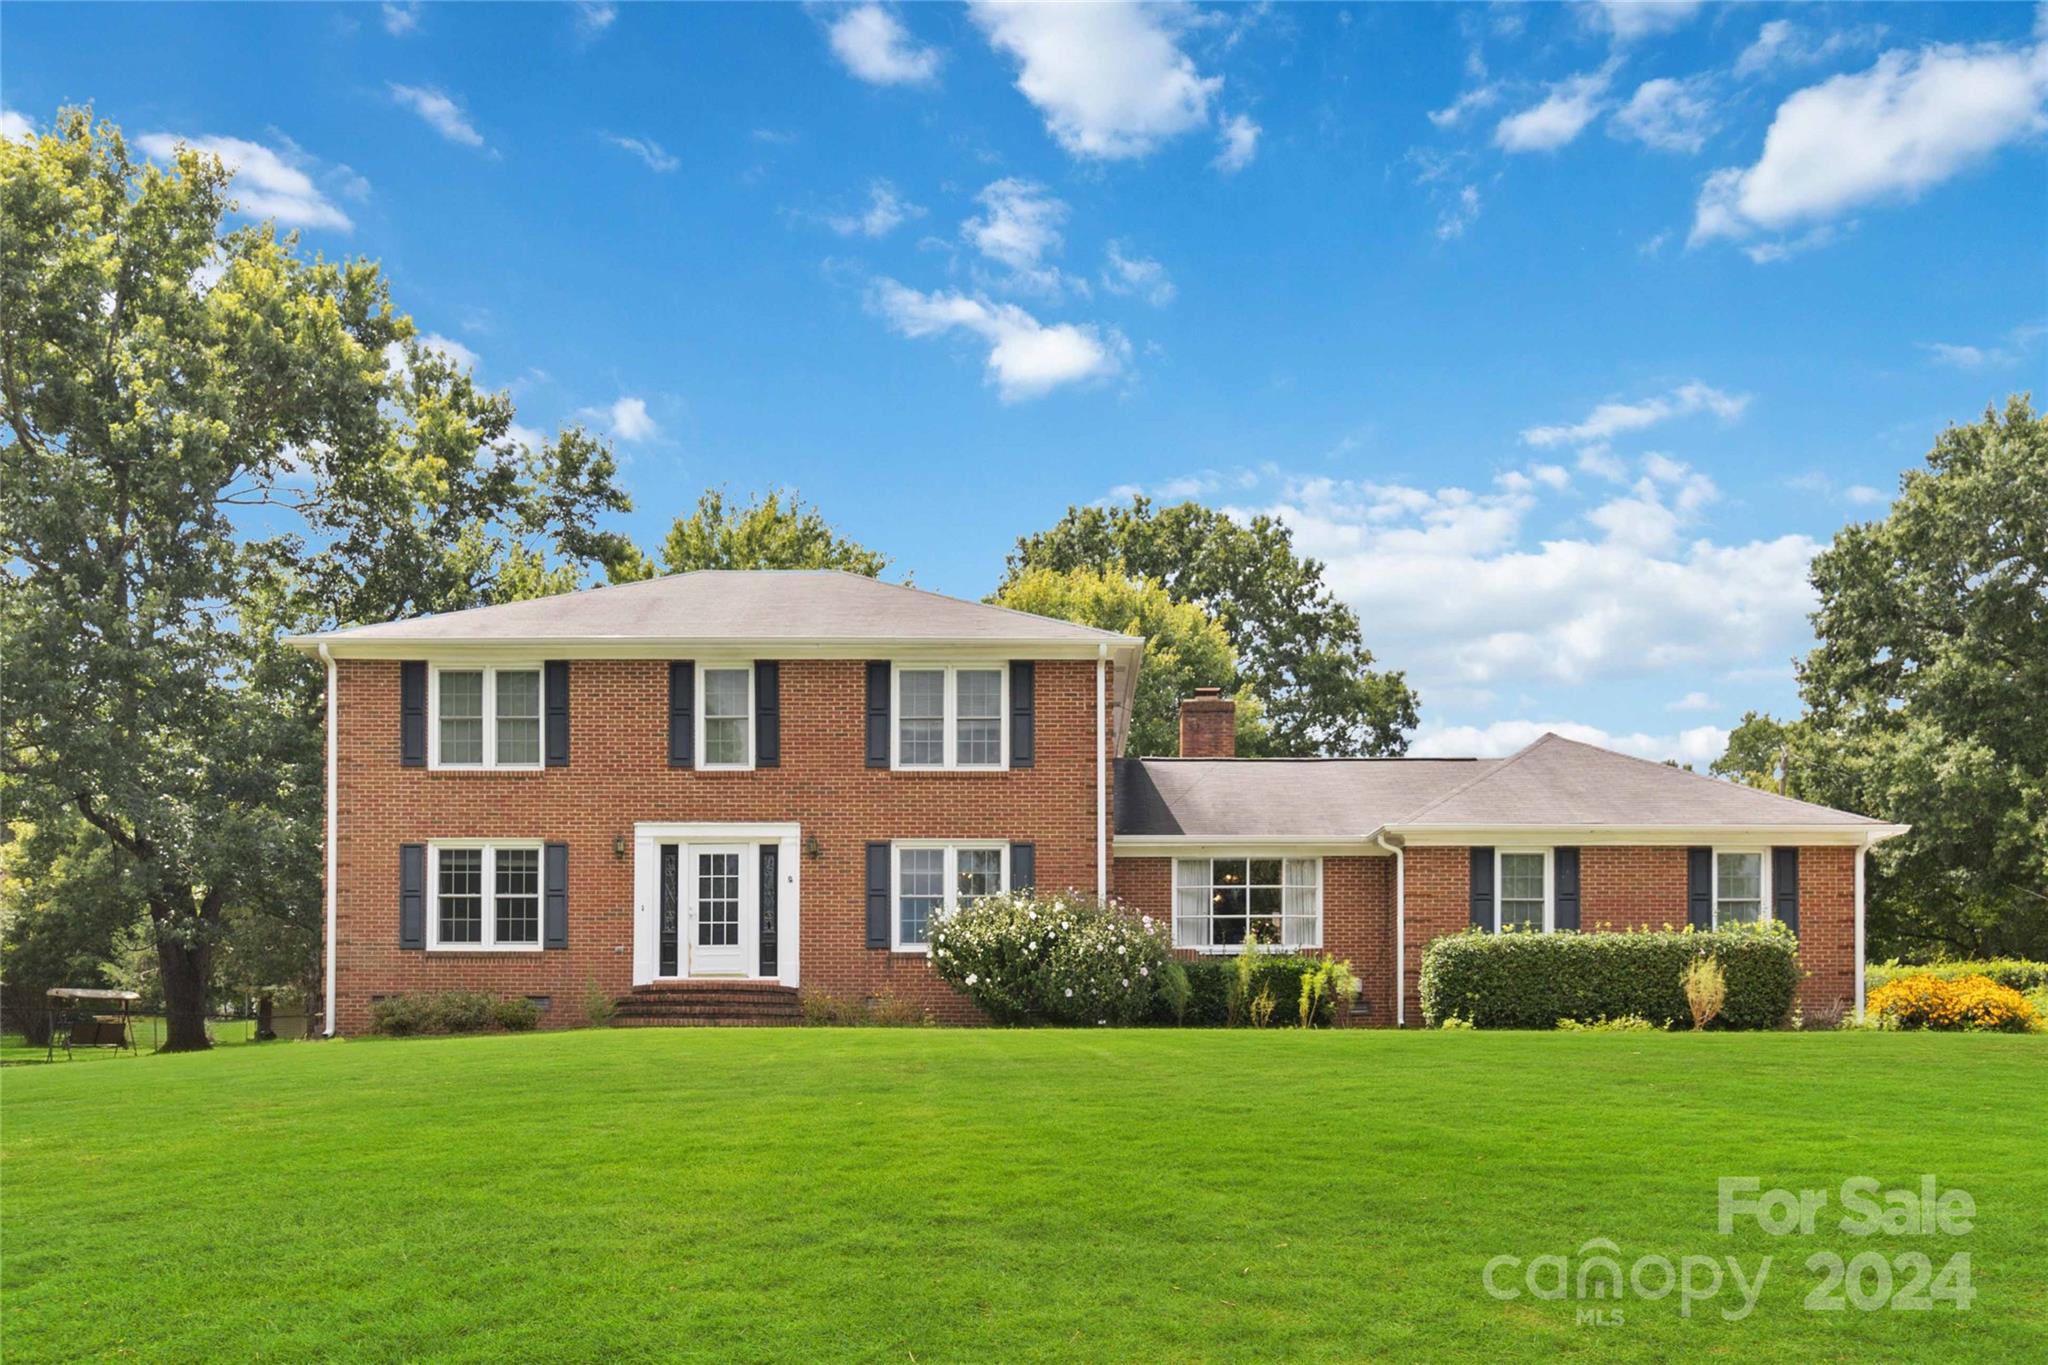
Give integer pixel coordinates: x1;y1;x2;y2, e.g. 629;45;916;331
1178;687;1237;758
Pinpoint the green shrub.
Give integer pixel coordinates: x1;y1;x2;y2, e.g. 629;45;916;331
798;991;934;1027
582;979;617;1028
1555;1014;1659;1033
369;991;537;1037
928;889;1172;1026
1866;959;2048;993
1149;954;1358;1027
1418;924;1800;1030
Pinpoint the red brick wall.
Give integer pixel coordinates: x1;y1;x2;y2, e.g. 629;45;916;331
1110;854;1398;1024
1402;844;1859;1025
330;657;1115;1032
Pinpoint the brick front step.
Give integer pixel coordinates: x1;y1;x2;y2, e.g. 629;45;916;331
611;981;802;1028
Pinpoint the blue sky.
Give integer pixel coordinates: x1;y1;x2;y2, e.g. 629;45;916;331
6;1;2044;761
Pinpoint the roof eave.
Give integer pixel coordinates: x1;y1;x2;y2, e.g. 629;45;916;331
1384;822;1910;846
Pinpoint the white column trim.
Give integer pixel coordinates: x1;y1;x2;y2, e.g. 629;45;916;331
320;644;338;1036
1095;646;1107;899
1854;833;1868;1020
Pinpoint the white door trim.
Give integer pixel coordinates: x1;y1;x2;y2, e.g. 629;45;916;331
632;822;802;988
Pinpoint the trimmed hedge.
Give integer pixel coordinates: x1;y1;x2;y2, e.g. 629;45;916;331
1418;924;1801;1030
371;991;540;1036
1149;955;1352;1027
1866;959;2048;993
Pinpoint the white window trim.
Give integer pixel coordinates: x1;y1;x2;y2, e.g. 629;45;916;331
1495;847;1554;934
1171;855;1325;954
891;840;1008;953
1711;847;1772;928
426;840;545;952
428;663;544;771
891;663;1008;772
694;662;755;772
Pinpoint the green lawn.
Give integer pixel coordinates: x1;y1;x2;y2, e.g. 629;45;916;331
1;1016;256;1065
3;1030;2042;1362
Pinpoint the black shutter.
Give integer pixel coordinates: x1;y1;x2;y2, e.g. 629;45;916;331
1773;847;1800;935
755;661;780;768
1010;842;1035;891
543;843;568;949
865;841;891;948
1688;847;1713;929
400;662;427;767
668;661;694;768
399;843;425;949
1469;846;1494;931
1553;847;1580;931
865;662;891;768
759;844;780;978
1009;661;1035;768
544;661;570;767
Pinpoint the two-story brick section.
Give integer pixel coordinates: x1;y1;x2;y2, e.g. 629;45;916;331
293;570;1906;1032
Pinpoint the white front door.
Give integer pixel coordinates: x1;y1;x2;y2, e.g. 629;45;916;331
687;844;752;977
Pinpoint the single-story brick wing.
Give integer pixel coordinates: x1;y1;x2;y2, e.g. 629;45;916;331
289;570;1905;1030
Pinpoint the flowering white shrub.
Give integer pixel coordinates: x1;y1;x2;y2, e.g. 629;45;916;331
928;888;1172;1025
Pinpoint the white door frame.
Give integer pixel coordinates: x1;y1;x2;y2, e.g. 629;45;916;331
633;822;801;988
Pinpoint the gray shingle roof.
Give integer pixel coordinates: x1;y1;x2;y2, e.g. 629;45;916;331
1116;757;1497;838
1116;733;1892;839
292;570;1141;648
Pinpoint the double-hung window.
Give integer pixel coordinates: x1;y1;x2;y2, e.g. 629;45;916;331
1172;857;1321;951
1497;850;1550;932
894;666;1006;770
432;665;543;769
698;666;753;769
1713;850;1767;925
428;843;542;950
894;843;1006;950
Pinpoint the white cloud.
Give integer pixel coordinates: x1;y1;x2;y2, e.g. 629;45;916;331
1612;76;1716;154
418;333;480;371
606;135;678;173
1586;1;1703;44
1668;690;1716;712
963;178;1066;271
389;84;486;148
867;278;1126;402
1436;184;1482;240
1429;84;1500;129
576;2;617;36
381;2;420;37
1921;323;2043;368
1692;40;2048;248
1101;241;1176;306
826;180;924;238
580;396;658;441
1241;471;1823;707
2;108;35;140
969;0;1222;160
1845;484;1888;506
1734;19;1886;80
1530;464;1571;491
1521;381;1750;449
828;4;941;86
135;133;355;230
1411;719;1729;767
1494;62;1618;152
1214;113;1260;172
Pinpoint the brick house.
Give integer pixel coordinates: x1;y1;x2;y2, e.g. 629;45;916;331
292;570;1905;1032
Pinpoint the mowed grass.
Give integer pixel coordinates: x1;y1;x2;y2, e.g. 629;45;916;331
1;1016;256;1065
3;1030;2042;1362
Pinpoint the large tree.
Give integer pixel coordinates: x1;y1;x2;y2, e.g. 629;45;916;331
992;567;1267;756
647;487;890;577
0;112;633;1048
1715;397;2047;960
1001;498;1417;756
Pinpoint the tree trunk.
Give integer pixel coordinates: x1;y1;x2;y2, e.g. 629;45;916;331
156;935;214;1052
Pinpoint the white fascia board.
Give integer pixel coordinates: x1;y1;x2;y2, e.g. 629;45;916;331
1386;823;1909;847
1113;835;1392;857
288;634;1141;662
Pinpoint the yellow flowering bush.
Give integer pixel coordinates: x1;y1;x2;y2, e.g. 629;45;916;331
1867;974;2042;1033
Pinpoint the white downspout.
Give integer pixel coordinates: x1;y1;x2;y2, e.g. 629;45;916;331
1854;831;1868;1022
1377;833;1404;1026
1095;645;1107;900
319;644;338;1037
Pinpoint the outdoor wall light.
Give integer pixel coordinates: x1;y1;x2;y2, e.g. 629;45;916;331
613;834;628;861
805;834;823;860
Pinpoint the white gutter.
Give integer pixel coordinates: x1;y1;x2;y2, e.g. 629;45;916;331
319;643;338;1038
1376;832;1405;1027
1096;644;1107;899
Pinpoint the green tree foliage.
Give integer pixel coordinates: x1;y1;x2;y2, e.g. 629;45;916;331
1002;497;1417;756
0;112;632;1047
656;488;889;576
1710;711;1794;793
1715;398;2047;959
992;567;1266;755
0;809;150;1043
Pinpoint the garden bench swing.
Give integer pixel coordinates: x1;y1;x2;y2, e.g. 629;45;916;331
43;988;149;1060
